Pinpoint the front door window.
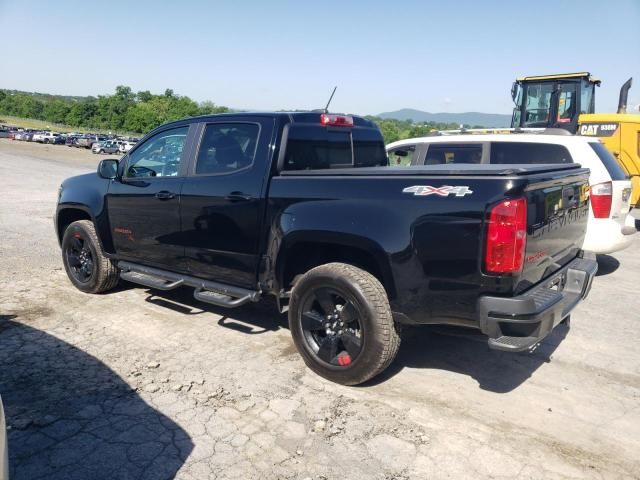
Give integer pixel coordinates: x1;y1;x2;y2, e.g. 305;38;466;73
126;127;189;178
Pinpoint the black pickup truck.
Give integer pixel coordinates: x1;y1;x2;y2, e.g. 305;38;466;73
55;112;597;385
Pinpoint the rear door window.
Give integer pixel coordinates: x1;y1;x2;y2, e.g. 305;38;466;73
588;142;627;180
424;144;483;164
195;123;260;175
490;142;572;164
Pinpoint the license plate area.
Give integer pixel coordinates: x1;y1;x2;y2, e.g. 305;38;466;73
547;272;566;292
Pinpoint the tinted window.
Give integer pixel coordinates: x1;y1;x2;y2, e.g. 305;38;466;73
589;142;627;180
425;144;482;164
388;145;416;167
195;123;259;175
126;126;188;178
353;129;387;167
283;125;386;170
490;142;572;164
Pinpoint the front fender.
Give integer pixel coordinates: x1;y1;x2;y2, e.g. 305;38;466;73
56;173;114;253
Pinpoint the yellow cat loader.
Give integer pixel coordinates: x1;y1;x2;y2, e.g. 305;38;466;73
511;73;640;207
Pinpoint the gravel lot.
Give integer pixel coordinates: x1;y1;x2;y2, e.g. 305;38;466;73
1;138;639;480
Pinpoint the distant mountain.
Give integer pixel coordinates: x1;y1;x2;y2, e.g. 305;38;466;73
377;108;511;128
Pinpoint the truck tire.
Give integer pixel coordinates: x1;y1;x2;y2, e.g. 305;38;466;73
61;220;119;294
289;263;400;385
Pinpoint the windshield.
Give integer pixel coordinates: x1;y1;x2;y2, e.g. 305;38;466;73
523;83;553;126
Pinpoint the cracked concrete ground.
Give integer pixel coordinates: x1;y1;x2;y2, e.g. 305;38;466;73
0;138;639;479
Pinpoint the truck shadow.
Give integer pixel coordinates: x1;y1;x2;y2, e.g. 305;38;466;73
367;323;569;393
141;288;566;394
142;285;285;334
0;315;193;480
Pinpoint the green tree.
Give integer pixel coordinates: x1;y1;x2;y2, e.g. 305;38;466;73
137;90;152;102
66;102;98;127
43;100;71;124
199;101;229;115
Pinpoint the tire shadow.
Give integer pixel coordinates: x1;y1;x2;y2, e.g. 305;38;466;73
0;315;193;480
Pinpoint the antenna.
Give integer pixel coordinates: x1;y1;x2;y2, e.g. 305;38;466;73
324;86;337;113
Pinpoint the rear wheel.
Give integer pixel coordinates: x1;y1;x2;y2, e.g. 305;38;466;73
289;263;400;385
62;220;119;293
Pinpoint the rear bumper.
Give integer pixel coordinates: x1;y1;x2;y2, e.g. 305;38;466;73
478;252;597;352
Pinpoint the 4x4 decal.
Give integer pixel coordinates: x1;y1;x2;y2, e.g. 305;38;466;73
402;185;473;197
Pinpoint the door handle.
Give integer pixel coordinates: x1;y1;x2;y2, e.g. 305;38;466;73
225;192;253;202
155;191;176;200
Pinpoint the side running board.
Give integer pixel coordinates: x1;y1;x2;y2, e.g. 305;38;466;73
118;261;260;309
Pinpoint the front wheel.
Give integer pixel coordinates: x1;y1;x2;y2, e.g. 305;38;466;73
289;263;400;385
61;220;119;293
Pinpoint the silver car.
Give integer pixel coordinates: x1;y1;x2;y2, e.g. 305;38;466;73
1;395;7;480
92;141;120;155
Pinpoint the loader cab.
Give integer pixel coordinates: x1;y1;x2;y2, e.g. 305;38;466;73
511;73;600;133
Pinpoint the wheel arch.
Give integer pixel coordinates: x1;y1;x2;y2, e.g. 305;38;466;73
275;232;396;300
56;206;114;254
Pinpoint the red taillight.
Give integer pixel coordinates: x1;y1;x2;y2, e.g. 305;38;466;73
590;181;612;219
484;198;527;274
320;113;354;127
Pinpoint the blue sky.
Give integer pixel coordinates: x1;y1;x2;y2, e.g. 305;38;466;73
1;0;638;115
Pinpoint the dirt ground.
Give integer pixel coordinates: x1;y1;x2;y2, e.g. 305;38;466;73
1;138;639;480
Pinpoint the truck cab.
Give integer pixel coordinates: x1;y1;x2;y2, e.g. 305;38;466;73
510;72;599;133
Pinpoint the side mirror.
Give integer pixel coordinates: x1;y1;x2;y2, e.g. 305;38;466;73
511;82;517;101
98;159;119;179
393;150;409;157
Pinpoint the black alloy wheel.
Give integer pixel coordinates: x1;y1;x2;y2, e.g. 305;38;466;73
289;263;401;385
61;220;119;293
65;232;95;284
300;286;363;367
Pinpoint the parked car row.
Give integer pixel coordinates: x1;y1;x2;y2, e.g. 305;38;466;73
5;126;138;154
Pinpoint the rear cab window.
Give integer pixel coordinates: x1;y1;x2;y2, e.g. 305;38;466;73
588;142;627;180
489;142;573;164
424;144;483;165
283;124;387;170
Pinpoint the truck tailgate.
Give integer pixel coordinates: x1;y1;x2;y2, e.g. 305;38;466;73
517;171;590;293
